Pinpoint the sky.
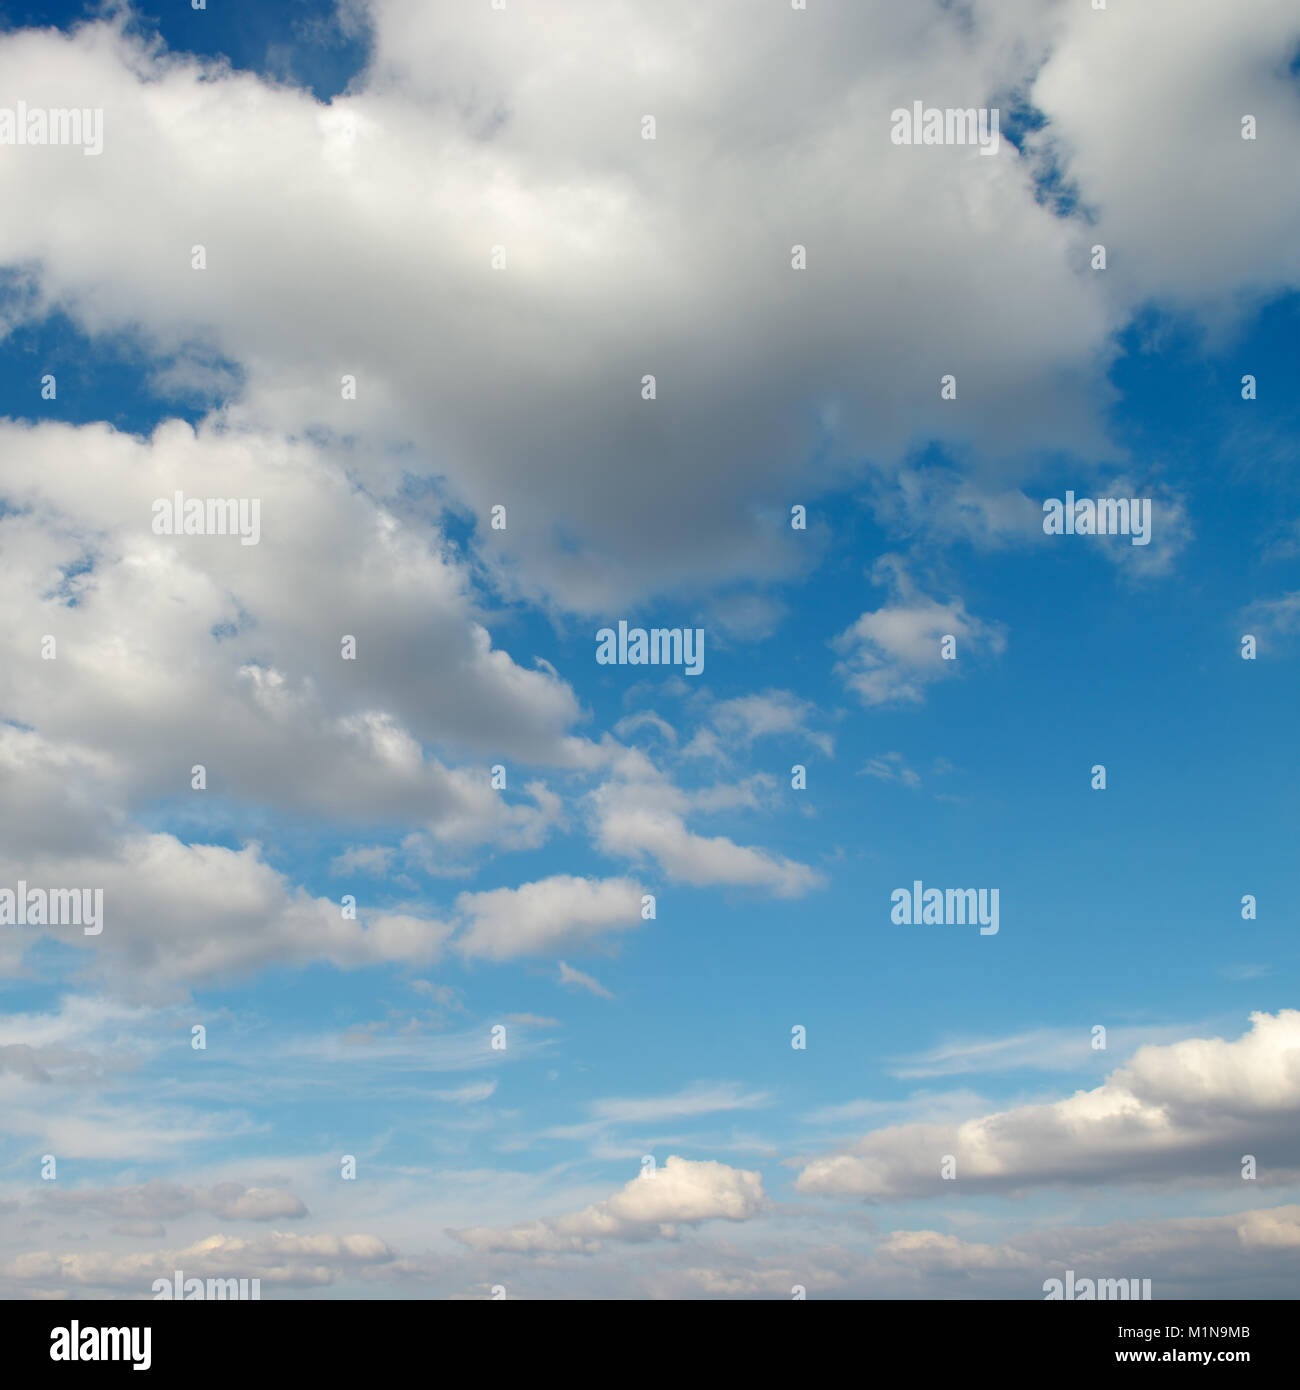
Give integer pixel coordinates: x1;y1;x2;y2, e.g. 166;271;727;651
0;0;1298;1300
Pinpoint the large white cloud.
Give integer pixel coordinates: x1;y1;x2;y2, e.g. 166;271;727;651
1028;0;1300;317
0;419;584;804
7;1;1289;611
794;1011;1300;1199
0;414;822;990
0;0;1297;1301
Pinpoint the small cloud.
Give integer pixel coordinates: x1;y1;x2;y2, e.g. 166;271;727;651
558;961;614;999
684;690;832;760
706;592;787;643
433;1080;498;1103
613;711;678;746
1242;592;1300;650
833;556;1005;707
1222;964;1272;981
329;845;395;876
408;979;462;1008
453;875;646;962
859;752;921;789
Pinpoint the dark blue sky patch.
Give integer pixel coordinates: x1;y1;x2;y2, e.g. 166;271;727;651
0;0;371;100
996;90;1086;220
0;309;243;433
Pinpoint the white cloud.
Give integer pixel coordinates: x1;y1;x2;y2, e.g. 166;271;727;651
1243;591;1300;648
588;1083;772;1128
450;1155;765;1254
1;1230;394;1295
433;1081;498;1104
888;1023;1198;1079
557;962;614;999
860;752;922;789
452;875;646;962
0;420;586;814
330;846;396;876
590;772;823;898
878;1229;1035;1273
834;556;1006;706
0;798;456;994
1026;0;1300;319
795;1011;1300;1199
41;1180;307;1226
612;711;678;747
874;1204;1300;1297
684;691;832;759
7;2;1287;612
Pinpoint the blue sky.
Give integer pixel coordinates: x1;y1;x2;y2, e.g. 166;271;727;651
0;0;1298;1298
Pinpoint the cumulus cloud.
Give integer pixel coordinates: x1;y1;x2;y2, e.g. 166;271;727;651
452;875;646;962
4;1;1287;613
0;417;813;989
1;0;1297;1302
0;420;585;813
0;783;455;993
449;1155;765;1254
590;766;823;897
684;691;833;760
834;556;1007;706
794;1011;1300;1199
1026;0;1300;318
